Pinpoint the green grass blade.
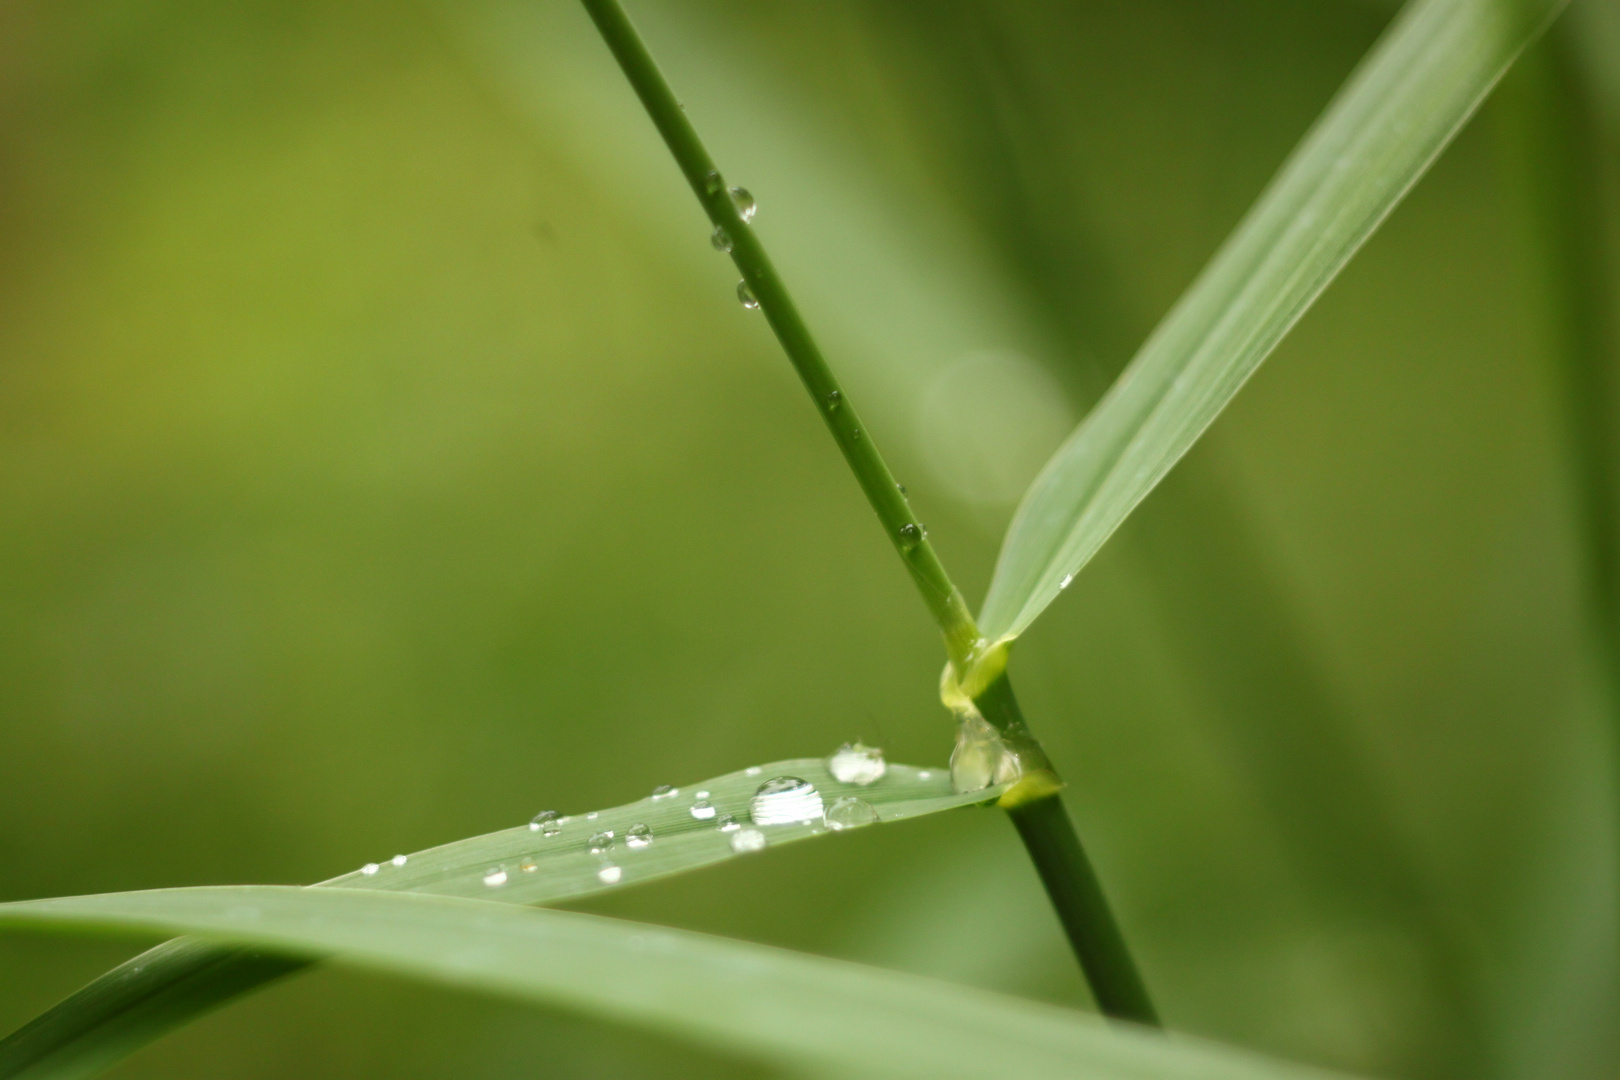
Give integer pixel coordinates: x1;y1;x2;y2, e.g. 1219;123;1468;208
0;886;1361;1080
978;0;1563;644
0;758;993;1080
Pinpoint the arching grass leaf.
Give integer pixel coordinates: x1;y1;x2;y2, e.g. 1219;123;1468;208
0;886;1364;1080
977;0;1564;644
0;758;997;1080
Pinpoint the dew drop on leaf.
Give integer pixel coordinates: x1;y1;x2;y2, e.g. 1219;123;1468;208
390;854;408;867
360;863;379;877
690;799;717;820
827;742;886;786
825;796;879;831
625;823;653;849
520;857;538;873
530;810;562;835
651;785;678;800
588;831;614;854
730;828;767;854
482;866;508;888
716;814;740;832
750;777;824;826
598;864;622;884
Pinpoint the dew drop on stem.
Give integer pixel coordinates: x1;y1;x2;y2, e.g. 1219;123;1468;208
711;225;732;253
728;186;756;222
737;280;759;309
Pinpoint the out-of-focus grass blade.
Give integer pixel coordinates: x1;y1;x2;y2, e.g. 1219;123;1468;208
0;886;1364;1080
977;0;1563;644
0;759;993;1080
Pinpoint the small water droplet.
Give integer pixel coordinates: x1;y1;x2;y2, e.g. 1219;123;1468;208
483;866;508;888
898;523;926;550
360;863;379;877
703;170;723;196
716;814;741;832
1059;572;1075;590
737;280;759;309
728;186;756;223
520;856;539;873
825;389;842;411
391;854;408;867
598;864;623;884
586;812;599;820
826;796;879;830
710;225;732;253
530;810;562;834
695;790;711;799
918;770;933;780
626;823;653;849
897;482;907;495
690;799;717;820
750;777;824;826
827;742;887;785
588;831;614;854
745;766;762;776
730;828;768;853
651;785;678;800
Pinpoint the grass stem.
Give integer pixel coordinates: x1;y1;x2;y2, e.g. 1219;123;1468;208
580;0;1158;1024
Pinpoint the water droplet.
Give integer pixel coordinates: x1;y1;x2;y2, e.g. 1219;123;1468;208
950;712;1022;793
737;280;759;309
827;742;887;786
695;790;711;799
690;799;717;820
730;828;768;853
598;864;623;884
826;796;879;830
520;856;539;873
750;777;824;826
1059;572;1075;590
588;831;614;854
728;186;756;223
703;170;723;196
716;814;741;832
530;810;562;834
626;823;653;849
918;770;933;780
898;523;926;550
483;866;508;888
710;225;732;253
586;812;599;820
391;854;408;867
897;482;907;495
360;863;379;877
651;785;678;800
745;766;762;776
825;389;842;411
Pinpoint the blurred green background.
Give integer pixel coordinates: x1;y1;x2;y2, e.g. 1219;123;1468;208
0;1;1616;1078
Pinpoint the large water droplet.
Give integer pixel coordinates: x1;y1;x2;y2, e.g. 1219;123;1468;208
825;796;879;830
651;785;678;800
710;225;732;253
750;777;824;826
483;866;508;888
716;814;741;832
391;854;408;867
737;280;759;310
690;799;717;820
588;831;614;854
950;712;1021;793
827;742;887;786
530;810;562;835
730;828;767;853
728;186;756;222
598;864;623;884
626;823;653;849
360;863;379;877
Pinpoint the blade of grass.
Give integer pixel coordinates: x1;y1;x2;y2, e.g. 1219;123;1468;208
0;759;1002;1080
978;0;1566;645
576;0;1156;1023
0;886;1365;1080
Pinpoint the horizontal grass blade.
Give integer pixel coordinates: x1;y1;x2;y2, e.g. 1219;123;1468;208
1;758;993;1080
0;886;1361;1080
977;0;1563;644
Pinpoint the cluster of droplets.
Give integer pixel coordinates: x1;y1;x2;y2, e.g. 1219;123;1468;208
950;710;1022;794
357;853;409;877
